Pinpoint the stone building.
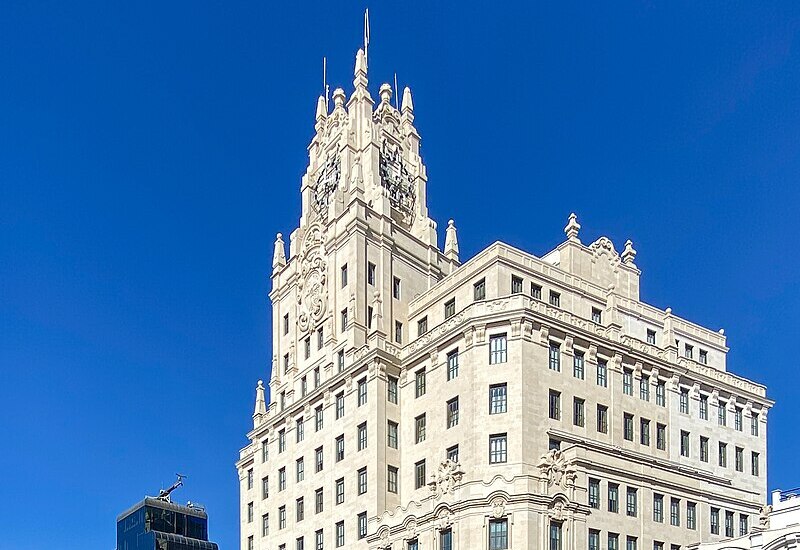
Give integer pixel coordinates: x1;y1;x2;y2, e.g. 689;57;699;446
235;42;772;550
688;489;800;550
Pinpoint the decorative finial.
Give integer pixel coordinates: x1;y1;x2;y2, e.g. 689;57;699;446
315;95;327;122
379;83;392;105
354;48;368;89
272;233;286;270
665;307;672;315
253;379;266;419
621;239;637;265
445;219;459;262
719;328;725;335
402;86;414;114
332;88;346;109
564;213;581;242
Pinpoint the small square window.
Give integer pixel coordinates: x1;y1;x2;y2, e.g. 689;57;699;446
549;291;561;307
591;307;602;324
511;275;523;294
444;297;456;319
417;317;428;336
531;283;542;299
646;329;656;345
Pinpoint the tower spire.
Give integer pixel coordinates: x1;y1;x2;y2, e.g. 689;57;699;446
445;219;460;263
272;233;286;271
364;8;370;70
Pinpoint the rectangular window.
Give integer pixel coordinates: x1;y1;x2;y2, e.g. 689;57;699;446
752;452;760;476
335;392;344;419
711;507;720;535
646;329;656;345
549;390;561;420
670;498;680;526
444;297;456;319
367;306;373;329
304;337;311;359
688;502;697;530
573;352;585;379
735;408;743;431
573;397;585;427
337;349;345;371
752;412;760;436
296;417;305;443
367;262;376;285
680;430;690;457
719;402;727;426
626;537;637;550
447;397;459;428
357;512;367;539
283;313;290;335
597;360;607;387
447;349;459;380
296;458;304;482
247;468;254;490
447;445;459;462
719;442;727;467
685;344;693;359
388;465;398;493
511;275;523;293
335;435;344;462
608;534;619;550
626;487;638;517
656;381;665;406
608;483;619;513
640;418;650;446
417;317;428;336
680;389;689;414
550;522;563;550
700;436;709;462
315;406;323;432
415;460;426;489
415;414;426;443
388;376;398;404
589;530;600;550
415;368;426;397
597;404;608;433
589;479;600;509
656;423;666;451
340;309;348;333
283;354;290;374
623;413;634;441
474;278;486;301
278;467;286;491
489;334;508;364
740;514;749;536
592;308;602;324
279;506;286;529
549;291;561;307
700;395;708;420
335;478;344;505
408;541;418;550
735;446;744;472
247;502;254;522
335;521;344;547
395;321;403;344
341;264;348;288
296;497;304;521
357;422;367;451
549;342;561;371
315;530;323;550
489;519;509;550
653;494;664;522
314;367;321;388
262;514;269;537
489;433;508;464
726;511;735;538
279;429;286;453
387;420;398;448
393;276;401;299
440;529;453;550
315;446;323;472
640;375;650;401
317;327;324;350
357;378;367;406
623;369;633;395
699;349;708;364
262;477;269;499
262;440;269;463
358;467;367;495
531;283;542;299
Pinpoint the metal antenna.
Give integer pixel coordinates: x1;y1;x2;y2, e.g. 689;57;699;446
323;56;329;106
364;8;370;69
394;72;399;110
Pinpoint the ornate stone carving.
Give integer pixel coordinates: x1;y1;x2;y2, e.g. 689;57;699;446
548;499;567;521
491;497;506;519
759;505;772;529
590;236;621;267
537;450;577;490
296;226;328;334
428;459;464;499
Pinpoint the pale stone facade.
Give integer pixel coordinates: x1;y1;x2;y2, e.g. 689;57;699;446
236;42;772;550
688;489;800;550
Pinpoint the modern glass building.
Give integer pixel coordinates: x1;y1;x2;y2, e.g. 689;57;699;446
116;497;219;550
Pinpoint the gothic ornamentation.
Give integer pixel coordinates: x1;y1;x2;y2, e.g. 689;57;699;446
297;226;328;334
311;152;341;216
428;459;464;499
379;141;416;224
537;450;577;490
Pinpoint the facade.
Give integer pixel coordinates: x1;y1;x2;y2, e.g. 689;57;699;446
688;489;800;550
236;42;773;550
116;497;219;550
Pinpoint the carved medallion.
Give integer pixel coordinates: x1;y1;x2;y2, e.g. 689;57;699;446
428;459;464;499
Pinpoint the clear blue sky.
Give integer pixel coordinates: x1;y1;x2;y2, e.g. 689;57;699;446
2;2;799;549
